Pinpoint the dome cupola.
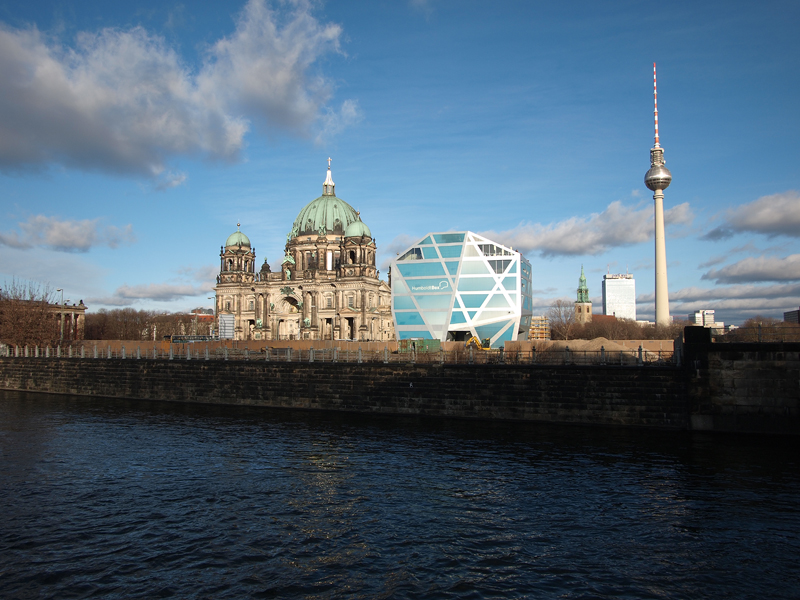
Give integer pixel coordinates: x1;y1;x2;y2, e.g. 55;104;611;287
344;212;371;238
225;223;251;247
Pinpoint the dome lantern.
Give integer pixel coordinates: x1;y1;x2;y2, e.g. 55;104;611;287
289;160;360;239
323;157;335;196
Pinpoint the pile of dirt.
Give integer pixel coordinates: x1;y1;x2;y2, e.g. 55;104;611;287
544;337;630;353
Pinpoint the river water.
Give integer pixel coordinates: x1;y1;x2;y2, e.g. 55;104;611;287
1;390;798;599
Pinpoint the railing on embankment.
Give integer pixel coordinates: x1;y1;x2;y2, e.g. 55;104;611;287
0;342;674;367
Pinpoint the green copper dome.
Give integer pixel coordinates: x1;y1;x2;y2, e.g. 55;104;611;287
344;214;371;238
291;195;359;238
225;224;250;247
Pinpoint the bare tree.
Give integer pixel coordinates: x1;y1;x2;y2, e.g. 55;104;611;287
548;299;577;340
0;279;58;347
84;309;202;340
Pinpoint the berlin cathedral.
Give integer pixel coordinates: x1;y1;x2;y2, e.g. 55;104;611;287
214;161;394;341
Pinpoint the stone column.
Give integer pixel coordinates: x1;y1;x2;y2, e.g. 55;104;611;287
264;293;271;338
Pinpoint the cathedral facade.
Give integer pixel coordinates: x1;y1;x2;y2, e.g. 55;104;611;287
214;162;394;342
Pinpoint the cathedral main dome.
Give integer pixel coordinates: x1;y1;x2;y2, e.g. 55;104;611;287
292;195;359;238
290;161;361;238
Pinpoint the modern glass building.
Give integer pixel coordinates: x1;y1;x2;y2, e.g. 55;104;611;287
601;274;636;320
390;232;533;348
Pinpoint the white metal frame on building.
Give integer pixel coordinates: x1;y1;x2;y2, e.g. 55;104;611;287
390;231;532;348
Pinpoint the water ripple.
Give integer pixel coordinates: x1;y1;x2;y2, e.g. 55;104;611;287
1;391;799;599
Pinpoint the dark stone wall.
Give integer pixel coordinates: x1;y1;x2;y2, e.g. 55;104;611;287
4;337;798;435
0;359;689;429
683;340;800;434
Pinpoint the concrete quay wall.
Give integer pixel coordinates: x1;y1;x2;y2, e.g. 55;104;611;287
0;359;689;429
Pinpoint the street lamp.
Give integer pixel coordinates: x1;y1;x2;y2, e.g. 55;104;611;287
208;296;216;338
56;289;64;342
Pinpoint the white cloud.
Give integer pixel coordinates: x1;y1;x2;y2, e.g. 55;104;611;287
89;282;208;306
635;282;800;323
315;99;363;144
176;264;219;284
482;200;693;257
155;171;188;191
198;0;345;135
702;191;800;240
0;215;135;252
639;282;800;303
702;254;800;284
0;0;355;180
379;233;420;270
0;245;108;300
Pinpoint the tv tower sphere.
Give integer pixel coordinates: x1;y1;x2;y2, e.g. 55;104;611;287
645;163;672;191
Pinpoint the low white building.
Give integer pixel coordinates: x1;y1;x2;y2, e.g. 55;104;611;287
689;310;724;331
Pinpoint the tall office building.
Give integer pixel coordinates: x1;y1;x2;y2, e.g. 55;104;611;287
644;63;672;326
602;274;636;320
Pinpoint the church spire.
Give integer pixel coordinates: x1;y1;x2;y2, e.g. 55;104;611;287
577;265;589;303
322;157;335;196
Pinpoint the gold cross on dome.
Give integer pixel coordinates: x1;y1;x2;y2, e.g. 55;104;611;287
327;157;331;168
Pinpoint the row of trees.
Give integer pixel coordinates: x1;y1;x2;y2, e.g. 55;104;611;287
724;317;800;342
546;300;800;341
547;299;689;341
84;309;212;341
1;279;213;345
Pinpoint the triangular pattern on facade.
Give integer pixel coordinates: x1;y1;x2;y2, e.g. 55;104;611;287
390;231;533;348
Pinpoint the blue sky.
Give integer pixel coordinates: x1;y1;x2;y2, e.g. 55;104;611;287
0;0;798;325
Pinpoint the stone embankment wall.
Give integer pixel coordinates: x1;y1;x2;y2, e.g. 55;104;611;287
684;338;800;434
1;327;797;435
0;359;689;429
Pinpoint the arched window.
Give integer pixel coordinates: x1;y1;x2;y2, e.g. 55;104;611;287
349;250;356;263
326;296;332;308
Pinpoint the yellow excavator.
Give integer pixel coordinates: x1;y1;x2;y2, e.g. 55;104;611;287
465;336;491;350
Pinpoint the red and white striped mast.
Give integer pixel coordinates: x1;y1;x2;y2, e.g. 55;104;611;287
653;62;660;148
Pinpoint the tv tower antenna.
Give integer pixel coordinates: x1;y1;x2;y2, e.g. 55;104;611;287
644;63;672;326
654;62;660;147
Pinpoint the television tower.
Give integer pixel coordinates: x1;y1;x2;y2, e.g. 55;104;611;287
644;63;672;326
